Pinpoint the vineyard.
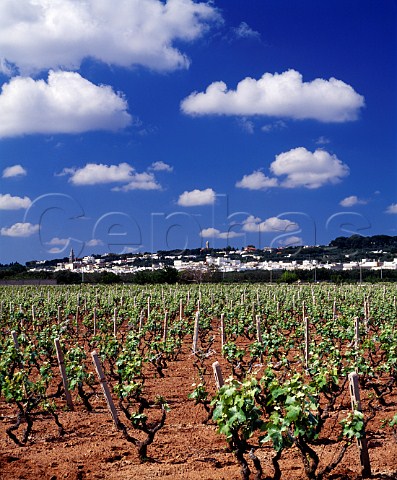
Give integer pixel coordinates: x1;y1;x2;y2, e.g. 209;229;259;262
1;283;397;479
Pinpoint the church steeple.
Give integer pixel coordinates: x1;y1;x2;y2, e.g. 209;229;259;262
69;248;75;263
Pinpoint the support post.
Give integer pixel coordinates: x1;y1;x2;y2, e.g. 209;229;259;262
11;330;19;350
113;308;117;338
192;311;200;353
54;338;74;410
348;372;371;478
139;309;144;333
91;351;120;429
220;313;226;351
163;311;169;343
354;316;360;350
212;361;224;390
76;306;79;336
256;315;262;344
304;316;310;369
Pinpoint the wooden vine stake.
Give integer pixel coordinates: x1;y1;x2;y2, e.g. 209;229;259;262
11;330;19;350
57;305;61;324
93;307;97;336
212;361;224;390
76;306;79;336
54;338;74;410
163;311;169;343
255;315;262;343
304;316;310;369
348;372;371;478
138;309;144;333
113;308;117;338
354;316;360;350
220;313;226;351
91;350;120;429
192;310;200;353
179;298;183;320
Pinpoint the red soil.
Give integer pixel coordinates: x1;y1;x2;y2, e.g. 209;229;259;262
1;341;397;480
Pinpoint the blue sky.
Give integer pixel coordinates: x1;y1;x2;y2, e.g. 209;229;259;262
0;0;396;263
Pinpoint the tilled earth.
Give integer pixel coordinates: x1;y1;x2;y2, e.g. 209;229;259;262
1;343;397;480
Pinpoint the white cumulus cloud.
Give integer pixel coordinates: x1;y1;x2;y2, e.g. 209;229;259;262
177;188;216;206
63;162;162;191
149;161;173;172
0;193;32;210
277;236;303;246
0;70;132;138
68;162;134;186
86;239;104;247
340;195;367;207
181;69;364;122
242;215;298;233
236;147;349;190
2;164;27;178
236;171;278;190
0;0;220;75
113;172;161;191
1;222;39;237
232;22;260;40
270;147;349;189
200;227;244;239
46;237;69;246
385;203;397;214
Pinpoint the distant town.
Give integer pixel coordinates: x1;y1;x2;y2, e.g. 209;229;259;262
0;234;389;284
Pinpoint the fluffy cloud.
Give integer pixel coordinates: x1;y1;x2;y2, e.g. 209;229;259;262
242;215;298;233
86;239;104;247
0;71;131;138
46;237;69;253
68;163;134;186
46;237;69;246
0;0;220;75
237;148;349;190
1;222;39;237
232;22;260;40
62;162;161;191
113;172;161;191
200;227;243;239
177;188;216;206
270;148;349;188
0;193;31;210
385;203;397;214
2;164;27;178
181;69;364;122
236;171;278;190
150;161;173;172
277;236;303;246
340;195;367;207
